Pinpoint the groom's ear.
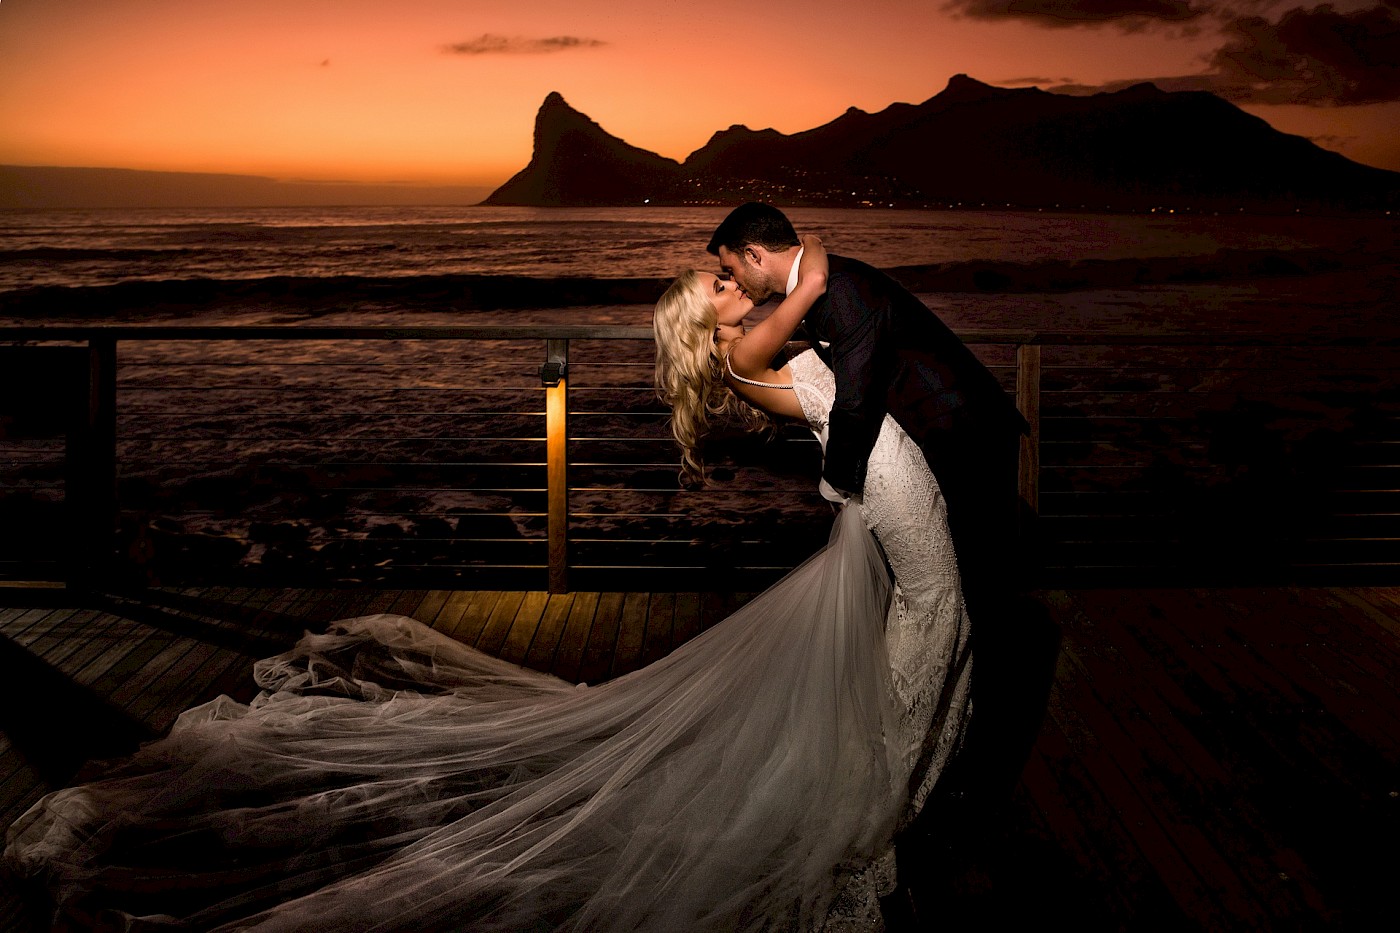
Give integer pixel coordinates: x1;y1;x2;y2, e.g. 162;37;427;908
744;245;764;267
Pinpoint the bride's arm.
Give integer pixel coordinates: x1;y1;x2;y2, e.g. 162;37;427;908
727;234;827;379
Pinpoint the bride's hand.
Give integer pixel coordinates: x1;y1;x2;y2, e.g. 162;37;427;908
796;234;828;291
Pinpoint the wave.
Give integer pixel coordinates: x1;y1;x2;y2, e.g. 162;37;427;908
884;244;1390;294
1;245;1393;319
0;273;677;318
0;246;205;263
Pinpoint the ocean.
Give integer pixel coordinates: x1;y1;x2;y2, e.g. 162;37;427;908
2;205;1397;587
2;204;1388;294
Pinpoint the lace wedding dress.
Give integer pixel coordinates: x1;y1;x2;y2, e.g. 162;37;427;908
5;352;971;933
785;350;973;820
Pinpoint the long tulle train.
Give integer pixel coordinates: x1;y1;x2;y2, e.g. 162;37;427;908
6;504;907;932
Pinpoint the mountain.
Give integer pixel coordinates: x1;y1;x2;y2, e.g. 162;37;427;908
482;93;686;206
484;76;1400;211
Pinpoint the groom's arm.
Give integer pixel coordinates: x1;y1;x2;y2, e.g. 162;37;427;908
822;276;892;496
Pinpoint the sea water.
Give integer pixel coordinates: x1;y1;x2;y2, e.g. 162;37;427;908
0;204;1376;294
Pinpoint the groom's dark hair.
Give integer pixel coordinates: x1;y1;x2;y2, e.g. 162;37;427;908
706;202;800;256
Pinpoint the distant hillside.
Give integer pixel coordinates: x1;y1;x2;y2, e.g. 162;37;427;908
0;166;493;209
484;92;684;207
484;76;1400;211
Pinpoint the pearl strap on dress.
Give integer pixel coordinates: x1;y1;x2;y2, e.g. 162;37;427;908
725;350;792;390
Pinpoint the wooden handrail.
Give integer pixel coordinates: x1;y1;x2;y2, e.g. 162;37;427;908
5;323;1398;589
4;326;1041;592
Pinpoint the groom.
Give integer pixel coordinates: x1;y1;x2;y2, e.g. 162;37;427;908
708;201;1028;924
707;202;1026;610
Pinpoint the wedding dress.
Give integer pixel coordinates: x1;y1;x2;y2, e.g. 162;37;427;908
5;351;972;932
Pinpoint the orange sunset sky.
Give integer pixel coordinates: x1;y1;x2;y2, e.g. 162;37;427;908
2;0;1398;190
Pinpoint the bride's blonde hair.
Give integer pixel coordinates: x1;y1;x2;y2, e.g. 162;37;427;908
653;270;773;486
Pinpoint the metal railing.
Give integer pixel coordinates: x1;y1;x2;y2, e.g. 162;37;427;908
3;325;1398;590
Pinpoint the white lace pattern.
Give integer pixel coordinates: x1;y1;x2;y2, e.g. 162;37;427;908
790;349;973;932
789;350;973;817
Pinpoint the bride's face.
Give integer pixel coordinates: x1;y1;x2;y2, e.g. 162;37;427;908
698;272;753;326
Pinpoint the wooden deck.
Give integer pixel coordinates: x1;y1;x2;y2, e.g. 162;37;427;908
1;584;1396;930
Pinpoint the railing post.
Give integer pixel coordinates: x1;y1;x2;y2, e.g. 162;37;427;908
1015;342;1041;518
81;336;118;585
541;339;569;593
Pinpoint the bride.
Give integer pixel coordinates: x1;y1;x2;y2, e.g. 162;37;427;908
652;236;974;900
5;239;971;932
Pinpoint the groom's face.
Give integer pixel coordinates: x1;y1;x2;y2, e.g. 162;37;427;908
716;245;779;305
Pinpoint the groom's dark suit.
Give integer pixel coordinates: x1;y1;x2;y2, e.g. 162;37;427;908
801;254;1031;922
801;254;1027;602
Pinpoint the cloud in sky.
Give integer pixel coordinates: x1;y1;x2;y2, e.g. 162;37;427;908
946;0;1208;27
982;2;1400;105
443;34;607;56
1002;75;1078;85
1210;3;1400;104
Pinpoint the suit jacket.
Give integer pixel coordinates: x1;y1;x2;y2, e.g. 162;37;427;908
801;254;1028;495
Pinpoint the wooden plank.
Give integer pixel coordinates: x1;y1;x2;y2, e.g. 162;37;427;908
242;587;321;639
524;593;574;674
427;589;476;635
217;587;290;642
301;589;368;627
150;588;288;722
577;592;624;686
361;589;405;616
1214;588;1400;757
52;613;161;695
698;590;748;636
410;589;452;626
12;608;103;662
95;588;219;711
23;612;133;691
1117;588;1369;923
1058;610;1299;913
1015;740;1140;925
103;634;208;715
0;780;50;863
1158;588;1378;787
499;591;549;666
671;592;702;648
0;609;103;791
1044;642;1241;927
609;592;651;679
446;591;502;645
185;590;292;707
1032;690;1190;927
552;592;599;684
639;591;675;666
1286;587;1400;693
0;608;162;818
385;589;429;619
0;607;63;646
475;591;525;655
117;592;262;727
